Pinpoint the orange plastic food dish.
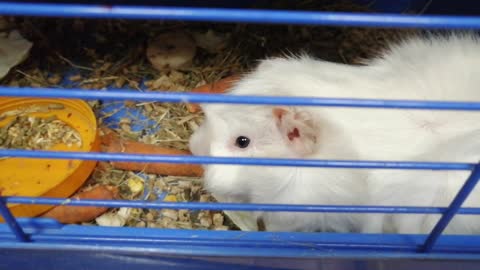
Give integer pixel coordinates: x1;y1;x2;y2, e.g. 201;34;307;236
0;97;99;219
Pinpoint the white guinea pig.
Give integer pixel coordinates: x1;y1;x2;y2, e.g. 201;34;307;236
189;33;480;233
363;129;480;235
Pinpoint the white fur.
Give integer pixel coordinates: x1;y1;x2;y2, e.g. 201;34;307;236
363;129;480;234
189;33;480;234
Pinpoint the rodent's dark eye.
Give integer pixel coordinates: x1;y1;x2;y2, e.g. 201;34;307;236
235;136;250;148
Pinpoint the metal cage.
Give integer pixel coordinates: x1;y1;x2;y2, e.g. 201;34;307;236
0;1;480;269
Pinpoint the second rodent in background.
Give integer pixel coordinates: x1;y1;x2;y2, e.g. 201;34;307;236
189;33;480;233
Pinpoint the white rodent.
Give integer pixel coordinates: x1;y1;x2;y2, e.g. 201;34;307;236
363;129;480;235
188;33;480;233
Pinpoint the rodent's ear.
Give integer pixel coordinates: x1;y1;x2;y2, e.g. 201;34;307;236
272;107;318;156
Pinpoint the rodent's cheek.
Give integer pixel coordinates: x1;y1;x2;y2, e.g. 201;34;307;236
189;129;209;156
203;165;247;200
209;144;232;157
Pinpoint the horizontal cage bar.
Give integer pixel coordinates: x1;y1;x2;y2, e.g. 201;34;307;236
1;87;480;110
1;2;480;29
0;149;475;170
5;196;480;214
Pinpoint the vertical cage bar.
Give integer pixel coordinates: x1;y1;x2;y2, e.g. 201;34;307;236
0;197;29;242
422;163;480;252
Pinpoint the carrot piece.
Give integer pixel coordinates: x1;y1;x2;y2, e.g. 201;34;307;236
40;185;119;224
100;128;203;177
186;75;241;113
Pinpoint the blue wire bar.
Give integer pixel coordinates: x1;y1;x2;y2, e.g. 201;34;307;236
2;2;480;29
422;163;480;252
0;149;475;170
5;196;480;214
1;87;480;111
0;198;28;242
